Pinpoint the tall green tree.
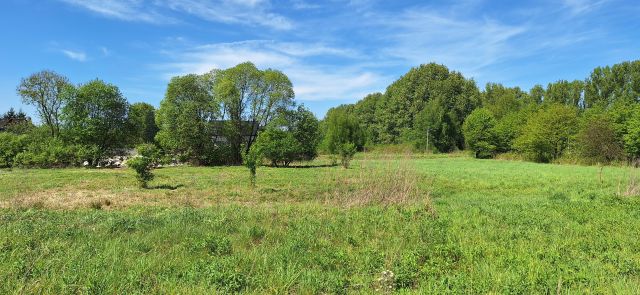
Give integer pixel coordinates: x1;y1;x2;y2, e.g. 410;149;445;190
462;108;498;158
376;63;480;145
128;102;159;145
585;61;640;108
156;73;219;165
16;70;72;137
545;80;584;107
413;97;460;152
214;62;294;163
481;83;528;119
62;80;129;160
322;107;365;155
353;92;383;144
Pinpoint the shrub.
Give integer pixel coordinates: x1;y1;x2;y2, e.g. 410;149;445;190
0;132;28;168
462;108;498;158
242;145;261;187
252;126;301;167
251;106;321;167
128;157;153;188
12;133;91;168
338;143;357;168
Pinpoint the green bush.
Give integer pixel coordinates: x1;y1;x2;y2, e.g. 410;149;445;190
338;142;357;168
0;132;28;168
515;104;579;162
252;126;301;167
128;144;157;188
12;135;92;168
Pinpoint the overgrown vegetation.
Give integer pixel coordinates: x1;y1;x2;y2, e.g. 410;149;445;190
1;155;639;293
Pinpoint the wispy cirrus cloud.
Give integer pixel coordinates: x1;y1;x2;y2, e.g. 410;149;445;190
375;9;528;76
562;0;609;15
60;49;87;62
58;0;292;29
59;0;172;24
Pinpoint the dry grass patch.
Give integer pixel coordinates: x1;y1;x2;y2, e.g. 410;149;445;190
323;155;436;215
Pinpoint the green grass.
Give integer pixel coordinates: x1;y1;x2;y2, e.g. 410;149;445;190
1;155;640;293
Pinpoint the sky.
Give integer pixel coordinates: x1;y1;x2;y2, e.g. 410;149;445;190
1;0;639;120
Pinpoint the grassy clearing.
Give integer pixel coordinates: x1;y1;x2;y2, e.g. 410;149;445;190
1;155;640;293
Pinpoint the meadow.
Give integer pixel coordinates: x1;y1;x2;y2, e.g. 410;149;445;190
1;154;640;294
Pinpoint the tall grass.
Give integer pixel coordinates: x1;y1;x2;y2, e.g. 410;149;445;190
323;154;436;214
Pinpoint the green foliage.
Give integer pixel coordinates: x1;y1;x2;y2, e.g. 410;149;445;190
338;142;357;168
493;108;533;153
515;104;579;162
252;106;320;166
481;83;528;119
62;80;129;160
0;108;34;134
545;80;584;107
413;97;460;152
576;111;624;164
214;62;295;164
585;60;640;108
16;70;71;137
128;102;158;145
156;73;219;165
462;108;497;158
0;132;28;168
623;106;640;159
252;125;300;167
2;157;640;293
128;159;153;189
127;144;158;188
242;144;261;187
375;63;480;146
322;107;365;154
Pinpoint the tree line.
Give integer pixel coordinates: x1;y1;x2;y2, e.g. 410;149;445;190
2;60;640;170
0;62;335;169
329;60;640;164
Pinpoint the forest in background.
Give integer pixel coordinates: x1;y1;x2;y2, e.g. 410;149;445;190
2;60;640;169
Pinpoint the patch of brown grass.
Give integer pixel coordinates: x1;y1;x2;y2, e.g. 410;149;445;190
618;168;640;197
323;154;436;215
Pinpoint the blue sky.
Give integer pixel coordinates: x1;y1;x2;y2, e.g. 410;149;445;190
1;0;639;119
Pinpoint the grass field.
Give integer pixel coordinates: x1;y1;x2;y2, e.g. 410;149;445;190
1;154;640;294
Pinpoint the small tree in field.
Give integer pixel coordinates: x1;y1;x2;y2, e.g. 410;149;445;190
243;145;261;187
338;142;357;168
128;144;157;188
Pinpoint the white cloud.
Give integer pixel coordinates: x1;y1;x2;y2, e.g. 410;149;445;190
59;0;172;24
562;0;608;15
61;49;87;62
376;9;528;77
157;40;388;102
58;0;292;29
290;0;321;10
